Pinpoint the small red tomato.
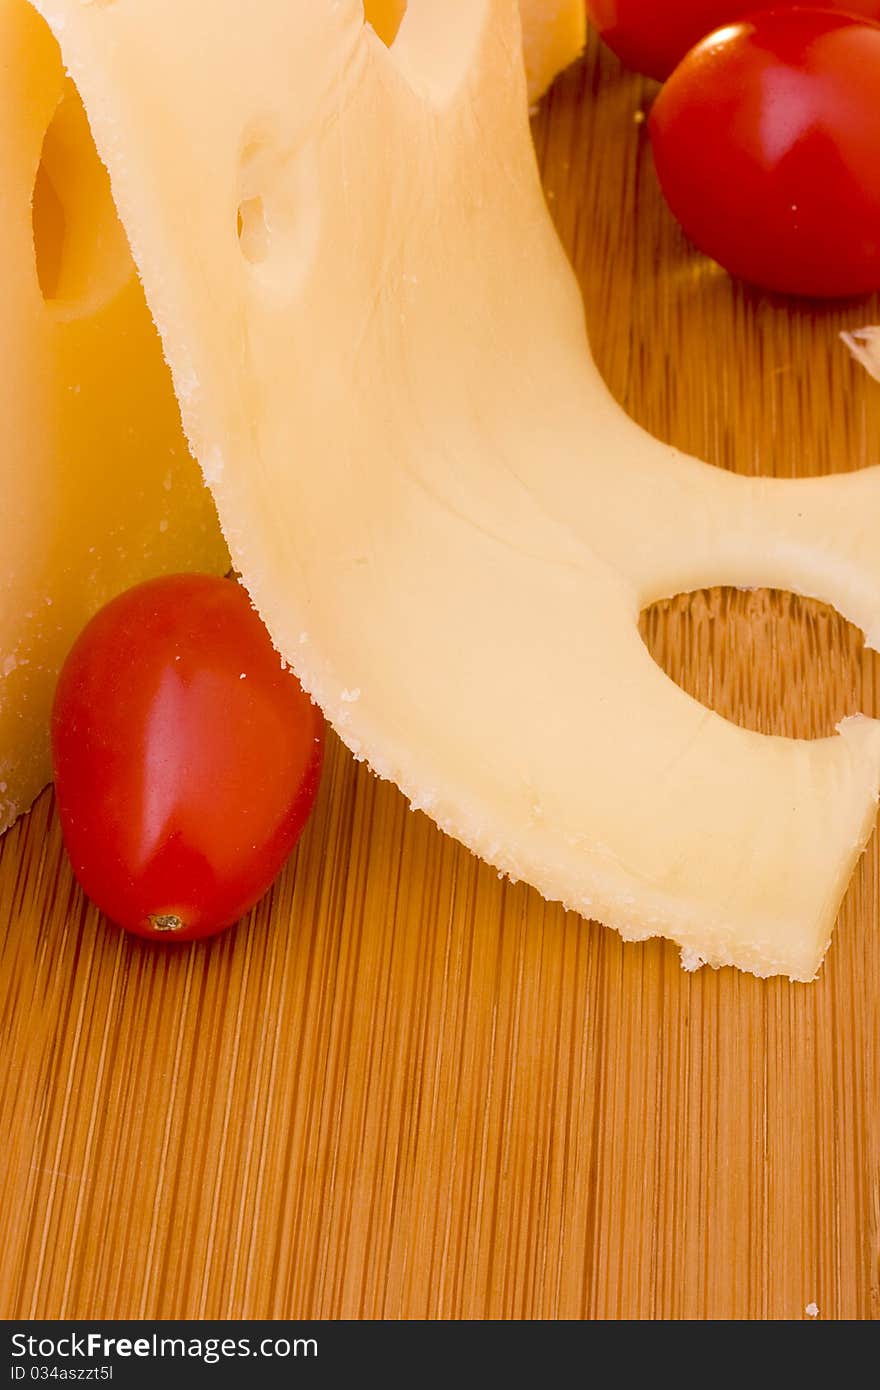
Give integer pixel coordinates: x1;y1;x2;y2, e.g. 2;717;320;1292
51;574;324;941
649;10;880;297
586;1;880;80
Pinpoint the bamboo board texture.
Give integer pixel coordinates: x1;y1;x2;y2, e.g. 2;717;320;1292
2;28;880;1323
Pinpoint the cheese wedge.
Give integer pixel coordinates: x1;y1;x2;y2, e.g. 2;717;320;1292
27;0;880;978
0;0;227;832
365;1;586;102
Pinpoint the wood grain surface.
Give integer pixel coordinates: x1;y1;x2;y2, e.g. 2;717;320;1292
2;27;879;1322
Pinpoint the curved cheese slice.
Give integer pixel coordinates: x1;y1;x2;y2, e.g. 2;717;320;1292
0;0;227;832
28;0;880;979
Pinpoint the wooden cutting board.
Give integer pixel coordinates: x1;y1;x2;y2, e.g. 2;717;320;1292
1;30;879;1322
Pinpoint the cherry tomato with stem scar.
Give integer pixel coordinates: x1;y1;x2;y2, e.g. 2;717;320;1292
51;573;324;941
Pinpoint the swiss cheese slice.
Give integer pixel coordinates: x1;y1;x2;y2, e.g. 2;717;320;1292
27;0;880;978
0;0;227;832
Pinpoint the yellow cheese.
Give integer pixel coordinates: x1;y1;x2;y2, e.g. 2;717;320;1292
518;0;586;102
365;0;585;101
0;0;227;832
27;0;880;978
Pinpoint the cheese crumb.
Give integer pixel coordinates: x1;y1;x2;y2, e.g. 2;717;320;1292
805;1303;819;1319
680;947;706;973
841;326;880;384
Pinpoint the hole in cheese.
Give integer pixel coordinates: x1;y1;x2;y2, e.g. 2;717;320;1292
31;80;131;317
235;133;321;294
362;1;406;47
641;588;878;739
237;195;269;265
31;154;64;300
363;1;587;104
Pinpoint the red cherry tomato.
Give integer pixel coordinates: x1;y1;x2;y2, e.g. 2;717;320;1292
51;574;324;941
649;10;880;297
586;1;880;80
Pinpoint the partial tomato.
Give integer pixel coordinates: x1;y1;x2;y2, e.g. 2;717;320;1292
51;574;324;941
649;10;880;297
586;1;880;80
